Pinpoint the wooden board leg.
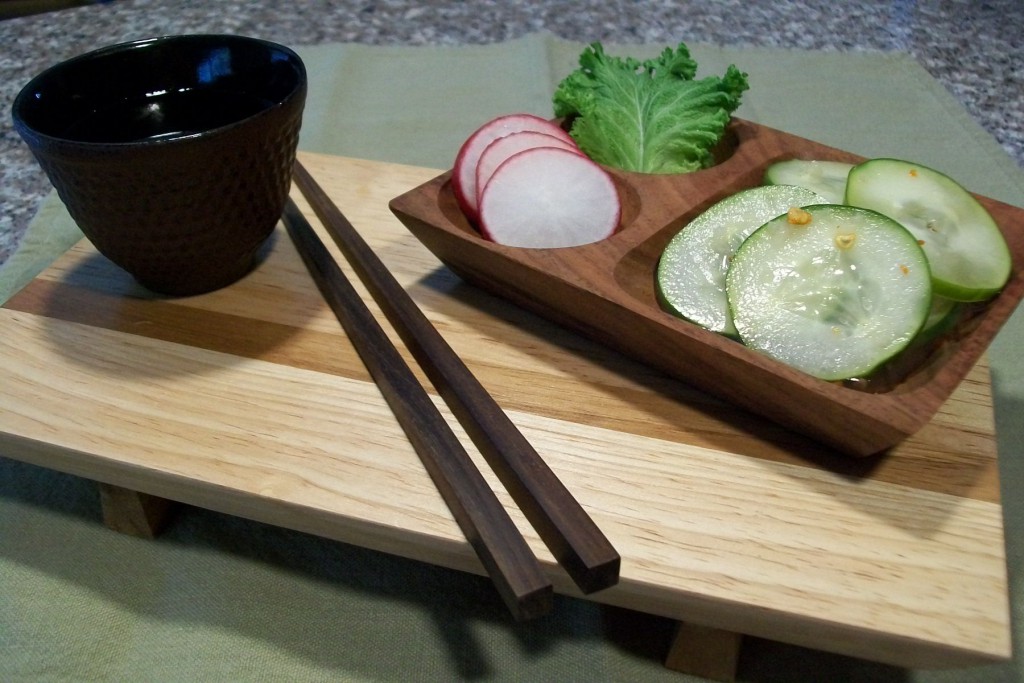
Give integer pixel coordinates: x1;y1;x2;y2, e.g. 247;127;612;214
98;483;177;538
664;621;743;682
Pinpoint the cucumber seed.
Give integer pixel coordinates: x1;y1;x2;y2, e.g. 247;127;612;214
835;232;857;250
787;207;812;225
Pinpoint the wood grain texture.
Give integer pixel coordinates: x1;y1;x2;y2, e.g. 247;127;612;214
98;483;177;538
292;160;620;595
664;622;743;681
0;151;1011;668
390;119;1024;456
281;197;552;620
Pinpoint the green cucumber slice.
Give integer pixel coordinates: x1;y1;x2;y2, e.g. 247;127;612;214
764;159;853;204
920;295;959;337
845;158;1011;302
727;204;932;381
657;185;826;337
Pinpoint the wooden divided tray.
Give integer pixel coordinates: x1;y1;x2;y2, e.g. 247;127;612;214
390;119;1024;456
0;151;1011;669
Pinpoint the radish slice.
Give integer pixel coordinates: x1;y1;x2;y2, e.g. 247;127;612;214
476;131;582;208
452;114;575;223
479;147;620;248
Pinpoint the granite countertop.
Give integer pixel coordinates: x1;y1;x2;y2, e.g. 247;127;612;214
1;0;1021;267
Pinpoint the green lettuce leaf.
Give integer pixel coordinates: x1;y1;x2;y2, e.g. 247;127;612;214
553;42;749;174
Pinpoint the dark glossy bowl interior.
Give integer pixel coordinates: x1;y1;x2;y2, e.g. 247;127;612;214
14;34;303;145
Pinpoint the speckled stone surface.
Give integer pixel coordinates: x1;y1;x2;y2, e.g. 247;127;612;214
1;0;1022;267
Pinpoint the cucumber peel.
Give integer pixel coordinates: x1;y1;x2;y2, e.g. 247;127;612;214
657;184;825;337
845;158;1011;302
656;155;1005;383
726;204;932;381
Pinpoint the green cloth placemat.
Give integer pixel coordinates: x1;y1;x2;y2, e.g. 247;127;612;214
2;32;1021;682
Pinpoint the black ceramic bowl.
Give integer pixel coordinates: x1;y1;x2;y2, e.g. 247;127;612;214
12;34;307;295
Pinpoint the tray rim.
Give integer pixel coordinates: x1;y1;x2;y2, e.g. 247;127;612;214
389;119;1024;456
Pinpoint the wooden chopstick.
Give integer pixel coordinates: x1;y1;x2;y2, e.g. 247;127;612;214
281;198;553;621
292;160;621;594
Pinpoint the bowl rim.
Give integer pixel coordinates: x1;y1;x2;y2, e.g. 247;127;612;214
11;33;307;149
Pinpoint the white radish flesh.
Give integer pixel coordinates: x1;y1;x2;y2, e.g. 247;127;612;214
479;147;620;248
452;113;575;223
475;131;582;207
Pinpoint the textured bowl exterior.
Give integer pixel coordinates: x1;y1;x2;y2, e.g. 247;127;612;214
13;35;307;295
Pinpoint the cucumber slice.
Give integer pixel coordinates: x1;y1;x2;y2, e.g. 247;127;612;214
845;158;1011;302
764;159;853;204
920;295;959;337
657;185;825;337
727;204;932;381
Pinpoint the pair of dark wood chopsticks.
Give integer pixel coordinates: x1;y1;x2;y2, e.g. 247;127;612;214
282;160;620;620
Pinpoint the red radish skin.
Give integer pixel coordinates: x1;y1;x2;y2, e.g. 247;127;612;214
479;147;620;249
475;131;583;208
452;114;576;224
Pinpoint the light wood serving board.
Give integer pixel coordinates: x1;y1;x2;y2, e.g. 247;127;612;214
0;151;1011;669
